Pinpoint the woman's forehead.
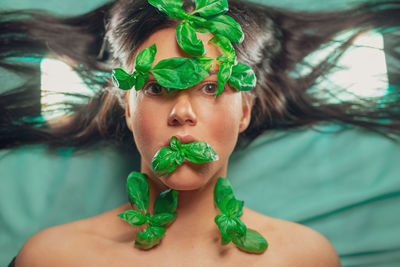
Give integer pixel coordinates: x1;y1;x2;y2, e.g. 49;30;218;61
133;27;222;68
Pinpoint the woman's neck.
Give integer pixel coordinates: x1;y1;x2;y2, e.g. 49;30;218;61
144;167;227;243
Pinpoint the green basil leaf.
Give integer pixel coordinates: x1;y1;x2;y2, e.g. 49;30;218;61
135;43;157;72
135;71;149;91
226;198;244;218
214;177;235;214
192;56;214;72
215;214;237;244
135;226;166;250
169;136;182;151
112;68;135;90
194;0;228;17
209;14;244;44
216;61;233;96
151;57;209;89
181;141;219;163
148;0;187;20
209;34;235;61
117;209;146;226
175;152;185;165
228;62;257;91
187;16;216;33
152;146;179;176
154;188;178;214
127;171;149;212
232;228;268;254
176;22;205;56
148;212;177;227
233;217;247;237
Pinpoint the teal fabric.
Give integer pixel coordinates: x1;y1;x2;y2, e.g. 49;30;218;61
229;126;400;266
0;146;138;266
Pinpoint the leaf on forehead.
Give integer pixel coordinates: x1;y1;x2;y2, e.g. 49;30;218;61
209;14;244;44
228;62;257;91
176;22;205;56
216;61;233;96
127;171;149;212
148;0;187;20
135;43;157;72
194;0;228;18
209;34;235;60
151;57;209;89
192;56;214;73
135;71;150;91
181;141;219;163
111;68;136;90
188;16;216;33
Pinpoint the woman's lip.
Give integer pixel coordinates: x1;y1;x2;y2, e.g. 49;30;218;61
175;135;198;144
164;135;199;147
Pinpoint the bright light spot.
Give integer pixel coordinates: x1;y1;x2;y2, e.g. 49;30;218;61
40;58;93;120
297;30;388;102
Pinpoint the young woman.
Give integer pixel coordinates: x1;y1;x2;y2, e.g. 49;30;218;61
2;0;399;266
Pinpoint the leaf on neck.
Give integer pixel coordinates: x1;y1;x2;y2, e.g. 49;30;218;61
135;226;166;250
154;188;178;214
127;171;150;212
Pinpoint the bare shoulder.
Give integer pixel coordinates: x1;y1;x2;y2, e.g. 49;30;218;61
243;208;341;267
15;223;81;267
15;204;133;267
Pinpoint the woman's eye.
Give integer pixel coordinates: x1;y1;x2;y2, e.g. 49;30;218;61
201;83;218;96
143;83;165;96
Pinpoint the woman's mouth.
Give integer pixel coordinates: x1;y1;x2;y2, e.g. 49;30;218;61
163;135;199;147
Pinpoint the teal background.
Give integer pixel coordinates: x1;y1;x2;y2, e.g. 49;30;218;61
1;0;400;266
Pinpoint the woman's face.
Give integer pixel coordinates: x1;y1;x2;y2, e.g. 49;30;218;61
125;28;251;191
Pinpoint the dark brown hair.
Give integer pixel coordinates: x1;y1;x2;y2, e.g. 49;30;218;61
1;0;399;149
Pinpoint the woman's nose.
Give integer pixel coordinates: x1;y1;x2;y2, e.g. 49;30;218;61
167;92;197;126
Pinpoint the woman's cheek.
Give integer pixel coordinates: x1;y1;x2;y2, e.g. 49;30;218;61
131;101;162;160
207;100;242;160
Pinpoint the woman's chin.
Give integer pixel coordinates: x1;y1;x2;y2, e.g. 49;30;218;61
159;163;212;191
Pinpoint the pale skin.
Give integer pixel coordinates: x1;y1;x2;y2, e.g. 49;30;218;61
15;28;341;267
